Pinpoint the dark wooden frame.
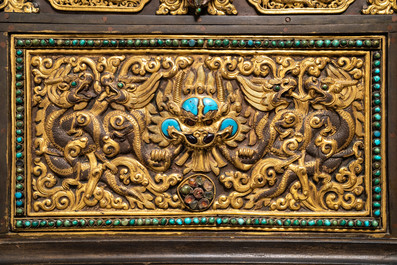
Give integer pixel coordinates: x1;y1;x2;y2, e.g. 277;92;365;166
0;0;397;263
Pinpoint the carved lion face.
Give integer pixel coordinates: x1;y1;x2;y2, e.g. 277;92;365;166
161;96;238;149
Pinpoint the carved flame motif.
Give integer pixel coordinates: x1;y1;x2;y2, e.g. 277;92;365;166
30;53;367;214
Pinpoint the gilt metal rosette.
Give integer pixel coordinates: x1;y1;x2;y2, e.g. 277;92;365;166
11;35;386;232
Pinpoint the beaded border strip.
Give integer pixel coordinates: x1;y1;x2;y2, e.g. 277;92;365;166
11;35;386;232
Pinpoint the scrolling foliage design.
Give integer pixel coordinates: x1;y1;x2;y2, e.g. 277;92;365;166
248;0;355;14
30;53;367;214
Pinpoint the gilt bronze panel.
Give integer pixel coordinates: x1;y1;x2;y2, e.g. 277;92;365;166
10;35;386;232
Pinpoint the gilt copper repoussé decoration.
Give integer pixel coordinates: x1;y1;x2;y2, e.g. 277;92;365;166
11;35;386;232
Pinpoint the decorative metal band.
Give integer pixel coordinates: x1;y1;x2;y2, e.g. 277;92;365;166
247;0;355;14
0;0;38;13
362;0;397;14
11;35;386;232
46;0;149;12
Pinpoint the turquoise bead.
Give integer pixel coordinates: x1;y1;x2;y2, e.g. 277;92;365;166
374;68;380;74
16;221;23;228
79;40;86;46
16;50;23;56
374;194;381;201
222;218;229;224
237;218;245;225
152;218;159;225
374;139;381;146
247;40;254;46
32;221;39;227
261;219;267;225
208;217;215;224
193;217;199;224
374;52;381;59
80;219;86;226
332;40;340;47
129;219;136;225
239;40;246;47
374;107;381;113
184;218;192;225
201;217;207;224
169;218;176;225
347;220;354;227
157;39;164;46
254;219;260;225
316;40;324;47
372;220;379;226
176;218;183;225
15;192;22;199
16;200;23;206
356;40;363;46
216;218;222;225
207;39;214;46
276;219;283;226
160;218;167;225
356;220;363;226
230;218;237;225
300;220;307;226
374;114;381;121
262;40;269;47
16;152;23;158
364;220;371;227
136;219;143;225
284;219;291;226
24;221;31;227
188;39;196;47
374;210;381;216
374;131;381;137
308;220;315;226
64;220;71;227
214;40;222;46
292;220;299;226
374;186;381;193
48;221;55;227
373;202;381;208
324;219;331;226
339;220;347;226
113;219;120;226
373;155;381;161
373;177;381;184
324;40;331;47
145;219;151;225
223;39;230;46
72;220;79;226
231;40;238;46
278;41;285;48
374;60;381;67
373;76;381;82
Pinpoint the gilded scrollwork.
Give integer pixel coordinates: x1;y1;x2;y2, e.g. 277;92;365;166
47;0;149;12
248;0;355;13
156;0;237;15
29;51;368;216
0;0;38;12
362;0;397;14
